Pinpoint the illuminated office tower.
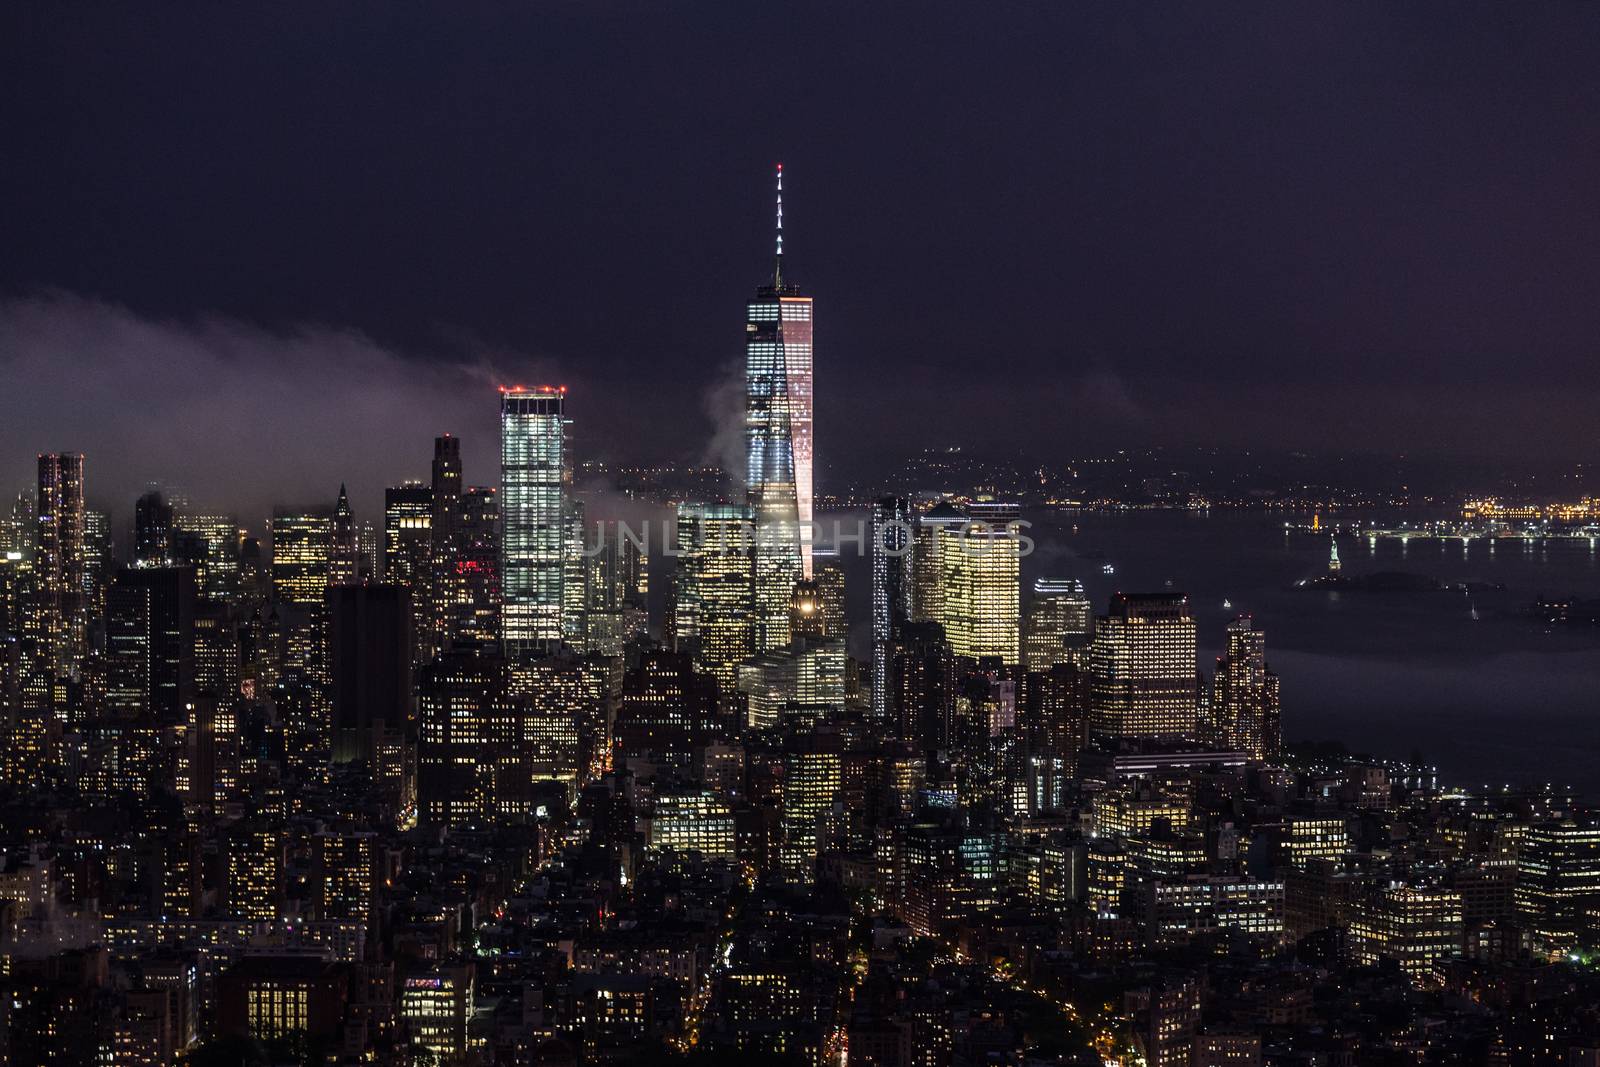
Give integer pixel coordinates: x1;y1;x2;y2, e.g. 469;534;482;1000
270;509;332;606
500;385;567;657
384;481;433;656
938;521;1021;664
174;513;240;601
193;598;239;700
578;530;628;657
910;502;965;624
870;496;913;717
736;636;846;730
134;489;174;566
1515;820;1600;941
746;164;813;651
1349;885;1464;984
417;650;507;826
82;507;111;618
649;790;736;860
1211;615;1281;759
669;502;753;695
1089;593;1199;741
427;435;463;653
1021;577;1092;671
779;726;843;884
104;566;196;724
401;965;474;1062
561;497;588;645
329;484;358;585
36;452;87;676
815;550;845;631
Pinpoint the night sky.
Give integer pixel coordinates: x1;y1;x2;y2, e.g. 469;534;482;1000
3;1;1599;515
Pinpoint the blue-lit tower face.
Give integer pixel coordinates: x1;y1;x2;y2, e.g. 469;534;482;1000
746;163;813;652
500;386;566;656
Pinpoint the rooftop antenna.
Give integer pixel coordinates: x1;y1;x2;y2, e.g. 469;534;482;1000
774;162;784;288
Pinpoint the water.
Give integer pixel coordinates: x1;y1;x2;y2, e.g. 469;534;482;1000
1025;509;1600;796
827;507;1600;796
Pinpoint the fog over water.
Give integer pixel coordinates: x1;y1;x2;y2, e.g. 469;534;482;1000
826;507;1600;796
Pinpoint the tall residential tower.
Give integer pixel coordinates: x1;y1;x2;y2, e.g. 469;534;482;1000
500;386;567;658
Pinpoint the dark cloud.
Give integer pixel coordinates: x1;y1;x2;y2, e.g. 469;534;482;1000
0;292;538;524
3;1;1600;481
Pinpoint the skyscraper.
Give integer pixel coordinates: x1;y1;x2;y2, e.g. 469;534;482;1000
1089;593;1199;741
1021;577;1093;671
746;163;813;651
1211;615;1281;759
384;481;433;661
104;566;196;724
669;502;754;695
35;452;86;677
134;489;174;566
451;486;501;648
330;484;358;585
935;517;1021;665
871;496;913;718
328;583;414;806
500;386;567;657
270;509;333;606
428;435;463;654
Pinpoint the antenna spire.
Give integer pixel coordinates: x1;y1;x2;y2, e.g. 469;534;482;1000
774;162;784;288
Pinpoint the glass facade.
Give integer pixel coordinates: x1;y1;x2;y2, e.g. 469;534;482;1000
500;387;566;656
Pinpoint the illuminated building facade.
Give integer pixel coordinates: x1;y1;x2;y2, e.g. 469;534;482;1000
417;650;507;825
1089;593;1199;741
746;164;813;651
779;727;842;884
1515;819;1600;942
427;435;463;656
500;386;567;657
1350;885;1465;984
383;481;433;659
1021;577;1092;671
936;522;1021;664
330;483;358;585
451;485;501;647
36;452;87;678
1212;615;1281;760
910;502;965;624
401;965;474;1059
669;502;753;694
270;509;332;606
736;636;846;730
172;513;240;600
649;790;736;860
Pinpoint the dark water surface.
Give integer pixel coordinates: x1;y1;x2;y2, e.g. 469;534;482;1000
829;507;1600;796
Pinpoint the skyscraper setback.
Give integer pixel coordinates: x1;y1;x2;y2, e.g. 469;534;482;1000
746;164;814;653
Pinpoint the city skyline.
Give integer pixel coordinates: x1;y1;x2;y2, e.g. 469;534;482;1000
4;6;1600;1065
7;3;1600;516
